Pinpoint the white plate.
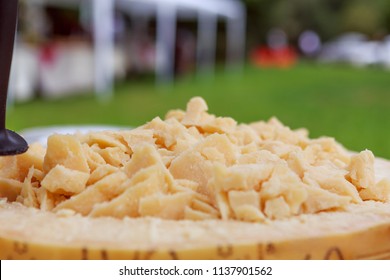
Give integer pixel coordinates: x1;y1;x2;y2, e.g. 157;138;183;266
20;125;128;146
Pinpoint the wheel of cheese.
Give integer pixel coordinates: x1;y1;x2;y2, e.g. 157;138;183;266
1;157;390;260
1;97;390;260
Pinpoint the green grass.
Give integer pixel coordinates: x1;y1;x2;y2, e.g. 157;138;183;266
7;62;390;158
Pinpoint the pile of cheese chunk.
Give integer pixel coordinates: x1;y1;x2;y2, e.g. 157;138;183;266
1;97;389;222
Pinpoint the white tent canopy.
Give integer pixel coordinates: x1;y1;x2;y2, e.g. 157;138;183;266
24;0;246;96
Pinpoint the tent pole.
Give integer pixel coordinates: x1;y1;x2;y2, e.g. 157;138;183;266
197;11;217;77
93;0;115;99
226;4;246;71
156;3;176;84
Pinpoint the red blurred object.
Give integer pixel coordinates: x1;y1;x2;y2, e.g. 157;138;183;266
40;43;58;65
251;46;297;68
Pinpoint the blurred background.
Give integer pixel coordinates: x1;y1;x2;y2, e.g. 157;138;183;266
6;0;390;158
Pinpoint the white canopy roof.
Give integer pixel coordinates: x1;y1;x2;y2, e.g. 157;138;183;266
26;0;244;19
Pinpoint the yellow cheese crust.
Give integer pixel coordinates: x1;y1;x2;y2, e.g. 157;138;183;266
1;199;390;259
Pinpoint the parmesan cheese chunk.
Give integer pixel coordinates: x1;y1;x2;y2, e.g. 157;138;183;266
348;150;375;189
41;165;89;195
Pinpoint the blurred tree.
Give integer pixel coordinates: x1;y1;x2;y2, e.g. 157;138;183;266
243;0;390;50
243;0;346;49
341;0;384;36
379;0;390;34
269;0;346;40
244;0;274;47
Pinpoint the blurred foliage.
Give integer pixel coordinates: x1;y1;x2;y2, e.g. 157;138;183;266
342;0;384;36
243;0;390;48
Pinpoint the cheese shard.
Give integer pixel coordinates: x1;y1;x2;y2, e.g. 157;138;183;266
348;150;375;189
359;178;390;202
43;134;89;173
41;165;89;195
